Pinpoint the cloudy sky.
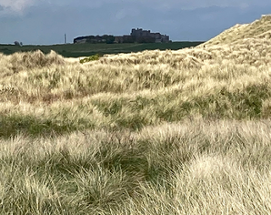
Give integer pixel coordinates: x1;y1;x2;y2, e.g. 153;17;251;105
1;0;271;45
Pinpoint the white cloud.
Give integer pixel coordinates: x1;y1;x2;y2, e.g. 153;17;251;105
0;0;35;13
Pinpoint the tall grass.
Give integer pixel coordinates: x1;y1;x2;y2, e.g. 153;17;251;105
1;120;271;214
1;18;271;213
1;43;271;136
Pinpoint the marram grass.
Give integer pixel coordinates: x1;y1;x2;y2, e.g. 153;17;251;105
1;120;271;214
1;23;271;213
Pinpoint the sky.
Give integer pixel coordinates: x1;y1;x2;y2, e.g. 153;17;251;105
0;0;271;45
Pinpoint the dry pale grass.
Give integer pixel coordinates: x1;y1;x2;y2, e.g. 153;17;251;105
1;38;271;104
1;120;271;214
1;43;271;136
200;14;271;46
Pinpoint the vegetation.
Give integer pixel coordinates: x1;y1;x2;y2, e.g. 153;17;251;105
1;15;271;214
85;35;116;44
200;14;271;46
2;121;271;214
0;41;204;58
79;54;101;64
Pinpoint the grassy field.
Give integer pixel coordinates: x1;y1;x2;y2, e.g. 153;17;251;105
0;41;204;58
1;16;271;214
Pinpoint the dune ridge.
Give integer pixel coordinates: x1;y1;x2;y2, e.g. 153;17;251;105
200;14;271;46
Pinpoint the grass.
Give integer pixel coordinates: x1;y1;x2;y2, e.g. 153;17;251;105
1;121;271;214
80;54;101;64
1;16;271;213
201;14;271;47
0;41;204;58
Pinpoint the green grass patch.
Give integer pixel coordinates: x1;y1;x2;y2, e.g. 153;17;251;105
0;115;77;138
79;54;101;64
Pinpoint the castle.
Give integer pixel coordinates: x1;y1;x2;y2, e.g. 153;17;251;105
74;29;170;44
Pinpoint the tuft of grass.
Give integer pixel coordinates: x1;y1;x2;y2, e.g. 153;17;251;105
80;54;101;64
9;50;64;73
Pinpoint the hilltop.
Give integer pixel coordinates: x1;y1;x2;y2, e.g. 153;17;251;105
200;14;271;46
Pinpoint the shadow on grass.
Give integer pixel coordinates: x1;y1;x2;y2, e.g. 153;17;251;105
0;115;77;139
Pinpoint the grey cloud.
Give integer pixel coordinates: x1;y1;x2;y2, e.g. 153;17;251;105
87;0;271;10
8;0;271;11
0;0;271;45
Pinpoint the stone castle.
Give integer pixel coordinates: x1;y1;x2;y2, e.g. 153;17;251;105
74;28;170;44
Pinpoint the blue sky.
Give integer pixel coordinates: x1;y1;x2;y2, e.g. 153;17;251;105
0;0;271;45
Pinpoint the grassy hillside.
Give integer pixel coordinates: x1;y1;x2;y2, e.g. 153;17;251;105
1;16;271;214
200;14;271;47
0;41;204;58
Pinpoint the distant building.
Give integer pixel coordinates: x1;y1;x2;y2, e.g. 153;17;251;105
14;41;23;46
130;28;170;43
74;36;88;44
74;29;170;44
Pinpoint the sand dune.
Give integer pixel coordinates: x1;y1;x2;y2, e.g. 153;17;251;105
200;14;271;46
